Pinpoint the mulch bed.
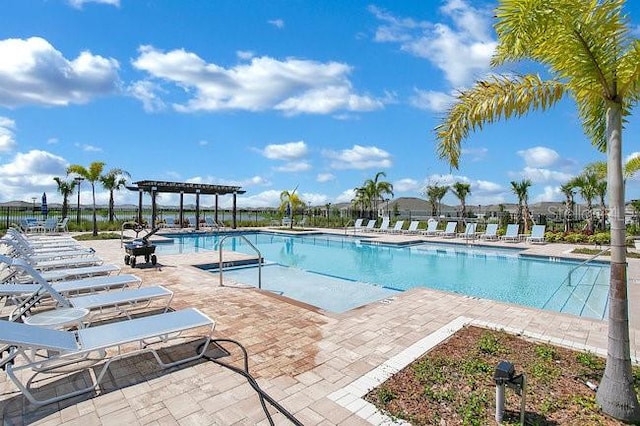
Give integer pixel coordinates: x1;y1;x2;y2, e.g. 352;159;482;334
364;326;639;425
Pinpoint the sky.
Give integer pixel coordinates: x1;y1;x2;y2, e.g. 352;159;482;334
0;0;639;209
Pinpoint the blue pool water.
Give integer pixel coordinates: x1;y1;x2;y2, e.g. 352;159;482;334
155;232;610;317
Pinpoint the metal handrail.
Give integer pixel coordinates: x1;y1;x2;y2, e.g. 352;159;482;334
564;248;609;286
218;234;262;289
343;219;354;235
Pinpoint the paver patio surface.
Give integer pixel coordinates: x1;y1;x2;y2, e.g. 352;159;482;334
1;228;638;424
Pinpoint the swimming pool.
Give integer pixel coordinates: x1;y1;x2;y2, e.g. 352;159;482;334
155;232;610;317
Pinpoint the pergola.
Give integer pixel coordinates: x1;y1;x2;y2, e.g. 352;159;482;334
126;180;246;229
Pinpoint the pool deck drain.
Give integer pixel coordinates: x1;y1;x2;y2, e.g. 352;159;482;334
1;228;638;425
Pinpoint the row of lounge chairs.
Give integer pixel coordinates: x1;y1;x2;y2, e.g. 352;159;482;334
0;227;215;406
18;217;69;234
351;219;546;243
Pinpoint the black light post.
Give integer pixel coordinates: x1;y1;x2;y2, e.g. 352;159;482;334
74;177;84;225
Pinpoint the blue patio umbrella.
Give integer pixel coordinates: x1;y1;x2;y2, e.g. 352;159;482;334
41;192;48;219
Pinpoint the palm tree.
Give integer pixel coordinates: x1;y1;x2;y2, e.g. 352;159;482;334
559;183;575;233
363;172;394;218
67;162;105;237
100;168;131;222
510;179;532;234
570;172;599;233
425;184;449;217
53;177;77;219
434;1;640;419
279;188;305;229
353;186;373;219
450;182;471;225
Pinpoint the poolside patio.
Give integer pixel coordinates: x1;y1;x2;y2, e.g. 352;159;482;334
1;228;639;425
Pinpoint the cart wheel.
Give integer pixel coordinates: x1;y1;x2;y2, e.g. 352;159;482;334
130;257;137;267
145;254;150;263
151;254;157;265
124;255;130;265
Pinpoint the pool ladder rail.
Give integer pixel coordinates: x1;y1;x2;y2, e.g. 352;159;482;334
218;234;263;289
564;248;609;287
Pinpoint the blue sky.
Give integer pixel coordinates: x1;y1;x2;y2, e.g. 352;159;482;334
0;0;639;209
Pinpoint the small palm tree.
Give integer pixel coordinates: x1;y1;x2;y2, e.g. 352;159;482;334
570;172;599;233
67;162;105;237
450;182;471;225
425;184;449;217
353;186;372;218
363;172;394;217
559;183;575;233
53;177;77;219
434;1;640;419
510;179;532;233
279;188;305;229
100;168;131;222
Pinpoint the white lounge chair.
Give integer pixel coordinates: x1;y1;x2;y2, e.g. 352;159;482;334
23;264;120;283
458;223;477;240
373;218;390;232
3;257;172;324
440;221;458;238
403;221;420;234
363;219;376;232
18;219;44;234
420;220;439;236
390;220;404;233
350;218;364;233
500;224;520;242
0;275;142;301
479;223;499;241
0;307;214;406
527;225;546;243
55;217;69;233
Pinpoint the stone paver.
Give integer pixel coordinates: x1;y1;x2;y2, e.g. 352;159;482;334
1;227;638;424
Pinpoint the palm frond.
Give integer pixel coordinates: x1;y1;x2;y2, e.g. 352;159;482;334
434;74;565;168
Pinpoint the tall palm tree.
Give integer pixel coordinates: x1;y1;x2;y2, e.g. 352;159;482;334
363;172;394;217
100;168;131;222
53;177;77;219
434;1;640;419
67;162;105;237
279;188;305;229
425;184;449;217
559;183;575;233
450;182;471;224
510;179;532;233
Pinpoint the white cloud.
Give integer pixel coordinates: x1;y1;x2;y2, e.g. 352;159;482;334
625;152;640;163
533;186;563;203
425;173;506;205
47;138;59;145
274;161;312;172
261;141;308;160
0;150;69;201
370;0;496;87
461;147;488;162
300;192;328;206
0;117;16;152
393;178;419;192
0;37;120;107
335;188;357;203
324;144;392;170
233;190;282;208
131;46;384;115
237;50;255;60
75;143;102;152
67;0;119;8
268;19;285;29
410;89;454;112
128;80;166;112
198;140;209;146
517;146;560;168
519;166;573;184
316;173;335;183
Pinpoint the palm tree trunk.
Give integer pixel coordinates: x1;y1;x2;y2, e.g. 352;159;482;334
109;190;115;222
91;184;98;237
596;103;640;421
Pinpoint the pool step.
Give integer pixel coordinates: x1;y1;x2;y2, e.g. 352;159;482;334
196;257;264;271
544;266;609;319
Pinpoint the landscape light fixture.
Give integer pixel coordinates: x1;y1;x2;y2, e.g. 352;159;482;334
493;360;526;425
